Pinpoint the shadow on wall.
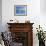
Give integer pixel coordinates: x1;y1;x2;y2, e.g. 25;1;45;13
40;0;46;13
0;0;2;32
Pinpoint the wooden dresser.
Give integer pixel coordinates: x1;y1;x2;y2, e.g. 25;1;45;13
7;23;34;46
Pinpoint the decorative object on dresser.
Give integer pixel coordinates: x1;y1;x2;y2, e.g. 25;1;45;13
7;23;34;46
8;19;19;23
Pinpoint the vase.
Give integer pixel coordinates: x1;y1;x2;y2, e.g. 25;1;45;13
39;40;45;46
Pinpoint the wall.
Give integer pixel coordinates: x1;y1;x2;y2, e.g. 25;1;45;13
2;0;40;30
40;0;46;31
2;0;40;46
0;0;2;32
40;0;46;13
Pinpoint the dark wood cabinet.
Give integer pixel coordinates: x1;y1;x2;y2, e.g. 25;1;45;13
7;23;34;46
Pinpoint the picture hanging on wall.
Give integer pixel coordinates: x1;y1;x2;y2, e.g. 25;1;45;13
14;5;27;16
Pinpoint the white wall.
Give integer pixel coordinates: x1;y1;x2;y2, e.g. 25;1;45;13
2;0;41;46
2;0;40;30
40;0;46;31
40;0;46;13
0;0;2;32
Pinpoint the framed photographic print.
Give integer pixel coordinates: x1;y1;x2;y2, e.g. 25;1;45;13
14;5;27;16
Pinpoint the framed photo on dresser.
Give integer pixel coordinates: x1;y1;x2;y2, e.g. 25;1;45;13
14;5;27;16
